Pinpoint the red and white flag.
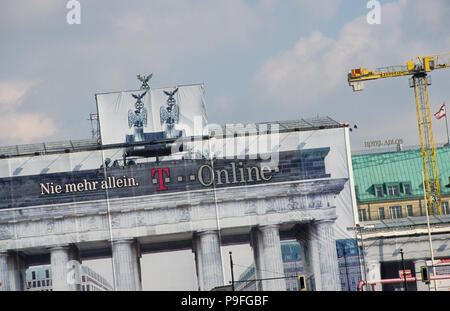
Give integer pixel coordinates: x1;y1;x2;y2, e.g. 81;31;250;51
434;103;446;120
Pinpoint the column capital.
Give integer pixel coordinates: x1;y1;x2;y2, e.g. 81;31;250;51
48;245;70;252
111;238;135;245
196;230;219;237
314;217;337;225
258;224;280;232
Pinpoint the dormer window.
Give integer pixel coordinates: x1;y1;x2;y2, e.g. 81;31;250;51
374;185;383;197
403;183;411;195
387;185;399;196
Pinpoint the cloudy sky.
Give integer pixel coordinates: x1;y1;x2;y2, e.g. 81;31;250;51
1;0;450;290
1;0;449;150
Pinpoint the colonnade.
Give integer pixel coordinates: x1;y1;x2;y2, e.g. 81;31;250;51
0;222;341;291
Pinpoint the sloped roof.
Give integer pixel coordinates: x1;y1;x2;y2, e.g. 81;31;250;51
352;145;450;203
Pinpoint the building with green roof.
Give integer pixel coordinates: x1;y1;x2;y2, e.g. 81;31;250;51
352;145;450;221
351;145;450;291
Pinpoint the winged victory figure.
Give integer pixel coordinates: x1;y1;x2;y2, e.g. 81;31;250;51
160;88;179;139
128;91;148;142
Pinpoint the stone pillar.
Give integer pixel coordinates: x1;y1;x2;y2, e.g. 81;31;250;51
193;235;204;291
0;252;9;291
306;224;323;290
7;253;28;291
193;231;224;291
50;246;72;291
50;245;81;291
111;239;142;291
250;228;264;291
314;220;341;291
251;225;286;291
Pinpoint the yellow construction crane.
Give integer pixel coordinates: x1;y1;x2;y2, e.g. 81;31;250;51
348;52;450;216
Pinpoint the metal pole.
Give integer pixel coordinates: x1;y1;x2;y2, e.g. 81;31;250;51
357;225;369;291
229;252;235;291
422;171;438;291
400;249;407;291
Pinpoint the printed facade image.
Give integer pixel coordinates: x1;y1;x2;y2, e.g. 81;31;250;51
0;109;360;291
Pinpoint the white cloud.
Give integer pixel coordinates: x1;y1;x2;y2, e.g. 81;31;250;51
0;80;57;144
252;0;450;109
0;113;57;144
0;81;37;107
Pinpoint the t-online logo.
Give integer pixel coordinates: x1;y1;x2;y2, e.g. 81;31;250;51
152;168;170;191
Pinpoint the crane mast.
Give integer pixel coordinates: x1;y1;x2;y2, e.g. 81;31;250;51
348;53;450;216
412;73;441;215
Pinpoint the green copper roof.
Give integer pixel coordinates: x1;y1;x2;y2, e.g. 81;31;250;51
352;145;450;203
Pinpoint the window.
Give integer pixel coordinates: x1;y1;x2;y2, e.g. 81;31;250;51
378;207;385;220
403;184;411;195
390;206;403;219
358;209;368;221
82;276;86;283
442;201;450;215
45;269;50;279
37;280;41;287
31;271;36;280
387;185;399;196
407;205;413;217
375;186;383;197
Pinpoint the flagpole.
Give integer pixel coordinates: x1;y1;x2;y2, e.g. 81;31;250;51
445;103;449;146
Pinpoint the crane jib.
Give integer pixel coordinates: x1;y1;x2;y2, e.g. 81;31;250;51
380;71;408;78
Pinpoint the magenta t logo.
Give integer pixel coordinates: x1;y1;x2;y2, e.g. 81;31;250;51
152;168;170;190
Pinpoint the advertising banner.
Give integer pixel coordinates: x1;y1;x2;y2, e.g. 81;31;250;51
0;123;361;291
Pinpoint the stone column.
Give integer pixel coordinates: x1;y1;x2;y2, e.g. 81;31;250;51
111;239;142;291
306;224;323;290
261;225;286;291
50;246;72;291
314;220;341;291
50;245;81;291
7;253;28;291
0;252;9;291
192;235;204;291
251;225;286;291
250;227;264;291
193;231;224;291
